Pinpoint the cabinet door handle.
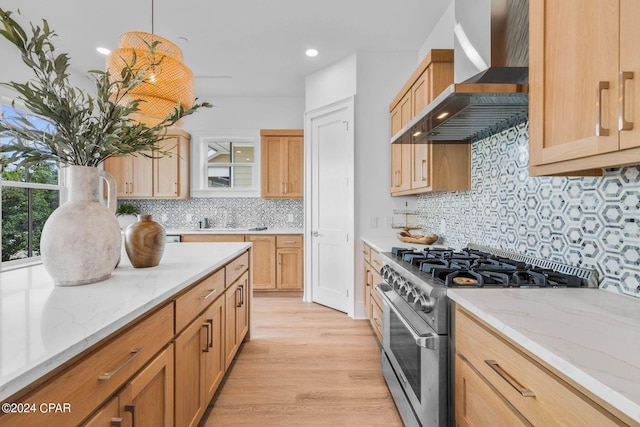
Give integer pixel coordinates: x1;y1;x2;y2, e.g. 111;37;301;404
619;71;634;131
111;418;123;427
421;159;427;181
596;80;610;136
277;253;282;265
281;182;285;194
174;182;178;195
124;404;135;427
284;182;288;193
99;348;143;380
485;360;535;398
199;288;217;300
373;317;381;328
236;286;243;308
203;321;212;352
207;319;214;348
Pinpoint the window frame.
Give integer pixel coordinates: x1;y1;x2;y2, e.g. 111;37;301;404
190;129;261;198
1;97;65;269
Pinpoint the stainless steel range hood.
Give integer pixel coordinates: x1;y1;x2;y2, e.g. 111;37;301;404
392;0;529;144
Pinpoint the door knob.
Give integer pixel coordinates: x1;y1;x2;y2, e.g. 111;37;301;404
312;231;320;237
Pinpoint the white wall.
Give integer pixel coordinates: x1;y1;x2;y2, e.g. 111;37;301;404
183;96;304;133
417;1;455;61
305;54;357;112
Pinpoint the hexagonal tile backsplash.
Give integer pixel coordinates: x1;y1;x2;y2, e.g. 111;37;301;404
417;121;640;298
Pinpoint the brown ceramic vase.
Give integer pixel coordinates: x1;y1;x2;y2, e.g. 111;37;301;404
124;214;166;268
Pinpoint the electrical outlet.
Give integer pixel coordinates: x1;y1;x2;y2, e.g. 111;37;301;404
440;219;446;234
369;216;378;228
287;214;294;222
186;213;192;222
161;213;168;222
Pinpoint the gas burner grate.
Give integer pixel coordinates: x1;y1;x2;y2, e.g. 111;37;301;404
466;244;599;288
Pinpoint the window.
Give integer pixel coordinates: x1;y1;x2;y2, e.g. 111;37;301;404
1;104;62;264
191;130;260;197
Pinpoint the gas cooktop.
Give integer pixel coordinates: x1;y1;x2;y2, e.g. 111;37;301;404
388;244;598;289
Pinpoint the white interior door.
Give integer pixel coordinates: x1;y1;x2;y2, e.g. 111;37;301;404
305;97;354;314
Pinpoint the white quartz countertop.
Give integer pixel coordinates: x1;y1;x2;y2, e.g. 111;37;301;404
448;288;640;423
0;242;251;401
167;228;303;235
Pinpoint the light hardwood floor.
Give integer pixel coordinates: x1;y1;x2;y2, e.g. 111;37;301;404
201;294;403;427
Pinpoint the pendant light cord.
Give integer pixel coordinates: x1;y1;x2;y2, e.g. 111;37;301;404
151;0;154;34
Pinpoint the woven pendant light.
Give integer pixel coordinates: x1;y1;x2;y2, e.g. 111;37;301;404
106;1;194;126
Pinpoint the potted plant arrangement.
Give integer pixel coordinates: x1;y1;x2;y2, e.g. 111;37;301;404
115;204;139;230
0;9;210;285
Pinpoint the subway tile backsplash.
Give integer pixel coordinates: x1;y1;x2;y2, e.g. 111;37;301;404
417;121;640;298
120;198;303;230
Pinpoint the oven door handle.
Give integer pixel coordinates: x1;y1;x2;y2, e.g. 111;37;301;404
378;288;437;350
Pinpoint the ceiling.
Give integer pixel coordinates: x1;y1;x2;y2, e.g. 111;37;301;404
0;0;452;101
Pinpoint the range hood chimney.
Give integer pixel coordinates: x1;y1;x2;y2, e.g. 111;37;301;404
392;0;529;144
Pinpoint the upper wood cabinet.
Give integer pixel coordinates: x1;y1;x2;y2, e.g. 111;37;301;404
261;129;304;199
529;0;640;176
389;49;471;195
104;129;190;199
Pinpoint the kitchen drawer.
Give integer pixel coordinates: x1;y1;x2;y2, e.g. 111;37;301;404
362;242;371;264
370;248;383;274
175;268;225;333
371;297;383;342
455;306;626;427
0;304;173;427
276;234;302;248
226;251;249;286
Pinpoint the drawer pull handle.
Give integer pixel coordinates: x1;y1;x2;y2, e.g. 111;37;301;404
619;71;634;131
199;288;218;300
485;360;535;398
373;317;381;327
99;348;143;380
284;240;296;244
202;322;212;352
234;264;246;271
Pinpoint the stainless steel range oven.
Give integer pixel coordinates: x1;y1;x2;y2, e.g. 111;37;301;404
376;244;597;427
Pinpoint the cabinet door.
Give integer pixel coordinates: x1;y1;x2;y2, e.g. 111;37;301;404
237;271;250;343
204;296;226;401
129;154;153;197
529;0;619;167
363;260;372;318
276;247;303;290
154;136;181;198
105;156;132;198
412;144;431;190
283;136;303;198
455;354;530;427
261;136;284;198
82;397;120;427
224;282;240;369
246;235;276;290
619;0;640;150
119;345;174;427
175;314;207;427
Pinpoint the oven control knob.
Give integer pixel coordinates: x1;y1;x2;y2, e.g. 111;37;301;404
399;280;412;297
392;276;404;291
414;295;436;313
405;288;417;303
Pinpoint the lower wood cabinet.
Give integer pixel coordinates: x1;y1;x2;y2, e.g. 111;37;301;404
182;234;303;291
454;304;631;426
1;251;251;427
362;241;383;342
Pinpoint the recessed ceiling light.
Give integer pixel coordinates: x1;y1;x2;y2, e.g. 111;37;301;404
96;47;111;55
305;48;319;57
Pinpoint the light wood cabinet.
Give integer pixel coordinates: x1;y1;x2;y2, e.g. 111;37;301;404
224;271;249;370
454;304;631;426
275;235;303;290
246;235;276;290
2;251;251;427
529;0;640;176
389;49;470;195
182;233;303;291
260;129;304;199
107;152;153;198
105;129;190;199
362;242;383;342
